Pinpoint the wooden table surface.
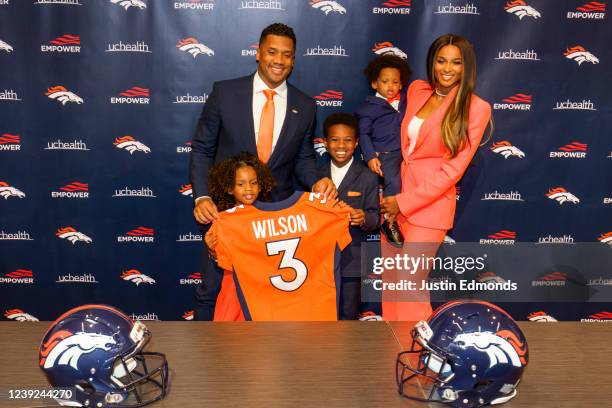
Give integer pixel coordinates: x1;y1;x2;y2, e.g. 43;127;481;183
0;321;610;407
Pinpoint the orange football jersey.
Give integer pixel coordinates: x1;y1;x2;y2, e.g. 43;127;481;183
211;192;352;321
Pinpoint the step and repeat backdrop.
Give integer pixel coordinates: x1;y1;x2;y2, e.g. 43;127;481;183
1;0;610;322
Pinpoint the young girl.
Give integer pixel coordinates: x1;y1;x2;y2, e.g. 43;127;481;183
205;152;275;321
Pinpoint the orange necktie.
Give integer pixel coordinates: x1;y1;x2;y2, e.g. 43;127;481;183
257;89;276;164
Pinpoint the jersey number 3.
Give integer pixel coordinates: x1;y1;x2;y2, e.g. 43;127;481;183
266;238;308;291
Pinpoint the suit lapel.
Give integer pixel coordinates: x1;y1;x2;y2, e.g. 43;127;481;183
414;85;459;152
338;160;361;195
235;74;258;154
268;84;297;168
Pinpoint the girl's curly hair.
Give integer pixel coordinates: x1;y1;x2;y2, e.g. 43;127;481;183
208;152;275;211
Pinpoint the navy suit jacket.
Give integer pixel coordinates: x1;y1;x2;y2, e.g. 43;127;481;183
190;74;318;202
354;90;406;162
318;160;380;277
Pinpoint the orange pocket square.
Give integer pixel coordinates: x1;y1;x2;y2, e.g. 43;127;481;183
347;191;362;197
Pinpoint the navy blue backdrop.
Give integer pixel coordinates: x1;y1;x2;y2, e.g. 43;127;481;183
1;0;610;322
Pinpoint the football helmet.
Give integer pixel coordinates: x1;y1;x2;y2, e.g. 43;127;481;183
396;300;528;408
39;304;168;407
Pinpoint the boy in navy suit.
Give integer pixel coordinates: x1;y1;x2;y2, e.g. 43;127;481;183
355;55;411;245
317;113;380;320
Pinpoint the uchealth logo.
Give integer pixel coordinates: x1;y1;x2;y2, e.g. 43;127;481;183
179;184;193;197
34;0;82;5
480;230;516;245
180;272;202;285
553;98;596;111
174;92;208;104
174;0;214;10
493;93;531;110
582;312;612;322
121;269;156;286
113;186;156;198
372;42;407;59
495;48;539;61
177;232;202;242
372;0;411;15
41;34;80;53
57;273;98;283
1;269;34;284
481;190;524;202
117;226;154;243
241;43;258;57
532;271;567;287
568;1;606;19
45;85;83;105
434;1;479;15
0;39;13;53
546;187;580;205
564;45;599;65
106;40;151;53
314;90;343;107
310;0;346;14
504;0;541;20
56;227;92;244
182;311;194;320
490;141;525;159
4;309;38;322
527;311;558;322
0;181;25;199
550;141;587;158
0;230;33;241
303;44;348;57
114;136;151;154
110;0;147;10
177;141;192;153
0;133;20;151
0;89;21;101
110;87;150;104
313;137;327;156
177;38;214;57
51;182;89;198
45;139;89;151
598;232;612;247
537;234;575;244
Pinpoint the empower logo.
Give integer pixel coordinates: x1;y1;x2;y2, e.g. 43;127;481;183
310;0;346;15
0;133;20;151
568;1;606;19
0;39;13;52
0;270;34;284
480;230;516;245
179;184;193;197
110;87;150;104
314;90;343;107
564;45;599;65
0;181;25;199
114;136;151;154
493;93;531;110
177;38;214;57
241;43;258;57
549;141;587;158
41;34;80;53
582;312;612;322
121;269;156;286
177;141;192;153
4;309;38;321
180;272;202;285
532;271;567;287
504;0;541;19
490;141;525;158
51;182;89;198
174;0;214;10
372;42;407;59
117;226;154;243
56;227;92;244
373;0;411;14
110;0;147;10
546;187;580;205
45;86;83;105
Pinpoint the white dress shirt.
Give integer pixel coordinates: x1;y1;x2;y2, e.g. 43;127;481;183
376;92;400;111
252;71;287;152
407;116;424;155
330;157;353;188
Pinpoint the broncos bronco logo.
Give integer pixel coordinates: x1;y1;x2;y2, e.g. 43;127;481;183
179;184;193;197
177;38;214;57
56;227;92;244
455;330;527;368
114;136;151;154
182;310;194;321
310;0;346;15
40;330;116;369
372;42;407;59
546;187;580;205
490;141;525;159
313;137;327;157
0;182;25;199
564;46;599;65
4;309;38;321
477;272;507;284
110;0;147;10
527;311;558;322
504;0;541;19
0;39;13;53
45;86;83;105
121;269;156;286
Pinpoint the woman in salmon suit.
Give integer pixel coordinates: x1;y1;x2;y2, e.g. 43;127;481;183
380;34;492;321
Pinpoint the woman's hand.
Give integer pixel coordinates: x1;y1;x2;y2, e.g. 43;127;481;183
381;195;401;223
204;229;217;259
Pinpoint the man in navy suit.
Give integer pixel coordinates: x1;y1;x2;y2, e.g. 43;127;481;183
189;23;336;320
